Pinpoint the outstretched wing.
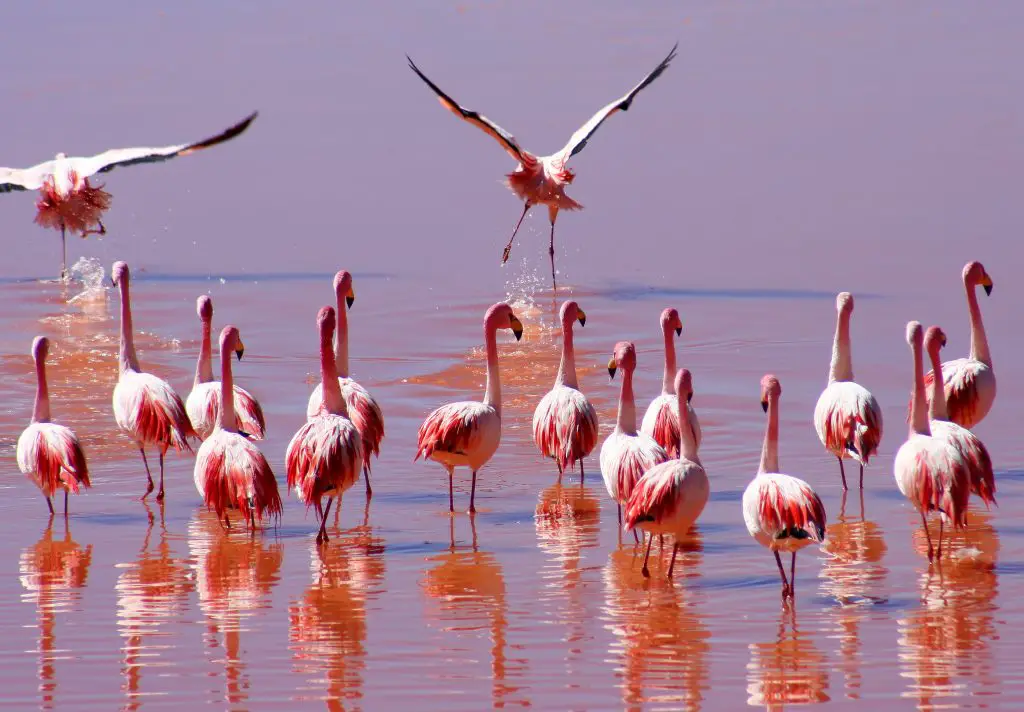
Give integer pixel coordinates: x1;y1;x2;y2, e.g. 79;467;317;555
407;55;530;164
0;161;55;193
554;43;677;165
73;111;258;179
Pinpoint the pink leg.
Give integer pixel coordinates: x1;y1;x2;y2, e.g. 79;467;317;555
501;202;531;264
45;495;54;516
774;550;791;600
920;510;934;561
790;552;797;599
139;448;154;499
447;467;455;513
469;470;478;513
668;542;679;578
156;450;166;502
579;459;585;485
548;220;557;291
641;533;654;578
64;490;69;518
837;456;848;491
936;518;945;561
363;466;372;498
60;224;68;282
317;498;334;545
859;462;864;489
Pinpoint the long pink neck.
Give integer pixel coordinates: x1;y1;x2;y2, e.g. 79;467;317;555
322;326;348;416
677;390;698;464
759;396;780;474
195;318;214;385
927;345;949;422
829;309;853;382
909;338;931;436
32;356;51;423
482;324;502;416
334;293;350;378
218;341;236;432
661;328;677;395
555;320;578;389
117;280;140;374
616;367;638;435
965;282;991;366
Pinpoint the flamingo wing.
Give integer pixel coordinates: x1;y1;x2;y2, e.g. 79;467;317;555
553;43;678;165
0;162;55;193
407;56;531;164
71;111;258;179
624;461;679;529
414;402;491;461
757;476;827;542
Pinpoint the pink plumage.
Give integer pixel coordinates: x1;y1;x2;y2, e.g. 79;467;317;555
34;172;110;235
640;308;702;457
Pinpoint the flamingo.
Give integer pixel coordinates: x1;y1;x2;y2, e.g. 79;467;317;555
894;322;971;562
287;306;363;545
812;292;883;490
407;45;677;289
1;112;257;281
17;336;90;516
742;375;827;602
600;341;670;534
194;326;282;530
625;369;709;579
305;271;384;496
532;300;598;480
111;261;195;500
924;325;996;506
640;308;702;456
415;302;524;513
922;261;995;429
186;295;266;441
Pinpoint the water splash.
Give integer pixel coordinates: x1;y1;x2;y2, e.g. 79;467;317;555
66;257;109;312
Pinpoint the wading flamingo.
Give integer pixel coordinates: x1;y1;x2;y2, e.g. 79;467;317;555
1;112;257;281
194;326;282;530
894;322;970;562
600;342;670;535
532;300;598;480
924;326;995;506
625;369;709;578
287;306;363;545
17;336;90;516
111;261;195;500
306;271;384;496
641;308;701;456
812;292;883;490
407;45;677;289
186;295;266;441
743;375;827;602
922;261;995;429
415;302;523;513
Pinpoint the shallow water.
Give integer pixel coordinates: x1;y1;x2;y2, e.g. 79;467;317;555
2;2;1023;710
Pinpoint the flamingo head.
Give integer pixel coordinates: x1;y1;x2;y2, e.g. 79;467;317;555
111;261;129;288
674;368;693;404
924;325;947;357
333;270;355;308
661;307;682;336
559;300;586;329
905;320;923;348
220;325;245;361
484;302;523;341
760;374;781;412
608;341;636;379
963;261;993;296
836;291;853;316
317;305;337;341
197;295;213;322
31;335;50;363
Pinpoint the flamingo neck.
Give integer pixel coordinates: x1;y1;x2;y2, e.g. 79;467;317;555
482;325;502;416
661;329;677;395
965;282;992;366
615;367;638;435
927;345;949;422
555;320;578;389
321;327;348;417
909;337;931;437
759;396;780;474
32;356;51;423
677;390;699;464
117;279;141;374
829;310;853;382
218;341;236;432
335;294;350;378
195;318;214;385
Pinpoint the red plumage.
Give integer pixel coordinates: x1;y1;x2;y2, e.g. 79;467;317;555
137;387;196;451
347;392;383;469
821;406;880;464
414;404;477;461
909;452;970;529
34;176;111;235
198;446;282;525
650;406;679;458
757;481;827;541
285;419;361;508
623;472;678;529
30;430;90;496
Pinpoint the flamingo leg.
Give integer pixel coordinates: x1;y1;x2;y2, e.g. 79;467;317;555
447;467;455;513
859;462;864;489
579;459;585;485
334;495;342;526
790;552;797;599
660;534;665;552
668;542;679;578
774;550;791;599
317;498;334;545
641;533;654;578
45;495;54;516
223;514;231;530
837;456;848;491
937;518;944;561
363;466;372;498
919;510;934;561
60;224;68;282
469;470;478;513
556;459;563;482
548;218;557;291
617;502;622;527
139;448;154;499
156;450;166;502
81;220;106;238
64;490;69;517
501;202;531;264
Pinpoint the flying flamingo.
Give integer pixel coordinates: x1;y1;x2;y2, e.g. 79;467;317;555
194;326;282;530
640;308;702;456
922;261;995;429
742;375;827;602
407;45;677;289
305;271;384;496
625;369;709;578
895;322;970;562
186;295;266;441
111;261;195;500
532;300;598;480
17;336;90;516
287;306;363;545
600;341;670;535
415;302;524;513
1;112;257;281
812;292;883;490
924;325;996;507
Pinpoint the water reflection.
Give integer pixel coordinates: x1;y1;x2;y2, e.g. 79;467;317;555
746;608;830;708
19;518;93;710
421;518;530;708
898;511;1000;710
116;504;194;711
188;510;284;709
819;490;889;700
602;534;709;710
289;511;386;709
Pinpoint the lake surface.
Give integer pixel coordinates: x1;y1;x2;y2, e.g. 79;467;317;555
1;2;1022;710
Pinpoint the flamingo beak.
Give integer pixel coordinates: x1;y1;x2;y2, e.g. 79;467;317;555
235;339;245;361
577;310;586;327
761;399;768;413
509;315;524;341
346;288;355;309
983;279;993;296
675;326;682;336
687;393;693;404
608;357;618;379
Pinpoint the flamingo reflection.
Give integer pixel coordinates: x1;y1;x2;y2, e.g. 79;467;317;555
421;518;530;708
19;518;93;710
188;510;283;709
602;532;709;710
746;608;830;709
898;510;1000;710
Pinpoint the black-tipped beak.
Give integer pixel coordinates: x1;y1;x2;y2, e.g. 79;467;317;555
608;366;618;379
687;393;693;404
941;336;947;347
761;400;768;413
235;348;244;361
675;327;682;336
512;327;523;341
346;294;355;308
983;284;993;296
578;315;586;327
